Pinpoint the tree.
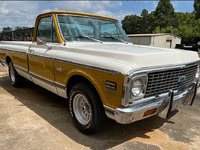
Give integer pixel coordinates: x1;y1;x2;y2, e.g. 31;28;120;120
153;0;177;28
15;26;24;38
122;9;153;34
176;12;196;26
122;15;142;34
0;27;13;41
192;19;200;42
141;9;148;18
153;12;200;44
194;0;200;20
14;26;33;39
141;9;149;33
1;27;13;33
121;0;199;44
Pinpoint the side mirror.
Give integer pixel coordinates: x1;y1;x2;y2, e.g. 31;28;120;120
36;37;52;50
37;37;46;45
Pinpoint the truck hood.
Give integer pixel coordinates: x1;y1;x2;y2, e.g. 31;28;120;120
60;42;199;74
2;41;198;75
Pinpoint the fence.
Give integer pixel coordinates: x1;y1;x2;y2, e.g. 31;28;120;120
0;27;34;41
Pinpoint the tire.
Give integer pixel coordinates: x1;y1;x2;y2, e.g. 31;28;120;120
69;83;108;135
8;62;26;87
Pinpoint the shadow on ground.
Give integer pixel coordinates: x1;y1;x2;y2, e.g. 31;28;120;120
0;76;177;150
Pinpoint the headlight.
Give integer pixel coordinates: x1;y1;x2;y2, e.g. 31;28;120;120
130;75;147;102
121;73;148;107
132;80;143;96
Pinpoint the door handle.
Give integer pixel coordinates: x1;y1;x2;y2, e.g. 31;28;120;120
28;49;34;53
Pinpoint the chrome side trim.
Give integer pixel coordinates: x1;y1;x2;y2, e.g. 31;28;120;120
54;58;122;75
30;71;54;85
0;48;27;54
54;81;65;88
28;53;54;60
55;82;67;98
29;72;57;95
13;65;32;81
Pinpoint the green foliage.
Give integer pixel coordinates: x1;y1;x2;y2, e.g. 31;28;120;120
122;0;200;45
141;9;149;33
14;26;33;37
1;27;13;33
122;15;142;34
122;0;177;34
121;9;152;34
153;12;200;44
153;0;177;28
194;0;200;20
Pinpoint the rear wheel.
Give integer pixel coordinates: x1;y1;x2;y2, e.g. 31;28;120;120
8;62;26;87
69;83;108;135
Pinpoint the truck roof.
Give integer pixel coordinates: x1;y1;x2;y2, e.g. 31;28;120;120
38;10;118;21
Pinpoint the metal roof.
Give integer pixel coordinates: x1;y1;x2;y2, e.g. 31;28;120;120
127;33;181;39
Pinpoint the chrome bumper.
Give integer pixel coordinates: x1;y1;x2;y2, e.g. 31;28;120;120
104;82;198;124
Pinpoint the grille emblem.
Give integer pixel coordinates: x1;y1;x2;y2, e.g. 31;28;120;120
178;75;186;82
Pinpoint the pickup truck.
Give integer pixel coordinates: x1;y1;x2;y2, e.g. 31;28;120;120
175;43;200;53
0;11;200;135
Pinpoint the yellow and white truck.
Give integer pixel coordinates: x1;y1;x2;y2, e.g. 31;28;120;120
0;11;199;134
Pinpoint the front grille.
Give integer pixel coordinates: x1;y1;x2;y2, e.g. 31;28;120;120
145;64;197;97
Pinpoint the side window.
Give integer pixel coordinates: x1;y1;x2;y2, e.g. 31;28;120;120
37;17;52;42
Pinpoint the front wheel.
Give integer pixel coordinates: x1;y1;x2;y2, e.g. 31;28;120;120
8;62;26;87
69;83;108;135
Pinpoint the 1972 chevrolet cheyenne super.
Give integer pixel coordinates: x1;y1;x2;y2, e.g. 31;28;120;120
0;11;200;134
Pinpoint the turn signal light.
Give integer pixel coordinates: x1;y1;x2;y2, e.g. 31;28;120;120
164;103;168;109
144;108;157;117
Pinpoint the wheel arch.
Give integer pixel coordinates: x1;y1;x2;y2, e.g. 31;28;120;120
66;72;106;106
5;55;12;65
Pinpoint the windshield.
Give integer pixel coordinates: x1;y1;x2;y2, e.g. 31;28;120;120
57;15;131;43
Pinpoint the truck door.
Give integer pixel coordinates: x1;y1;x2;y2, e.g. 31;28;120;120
28;16;58;94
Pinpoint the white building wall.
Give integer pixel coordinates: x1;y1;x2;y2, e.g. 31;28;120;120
152;35;181;48
128;36;151;46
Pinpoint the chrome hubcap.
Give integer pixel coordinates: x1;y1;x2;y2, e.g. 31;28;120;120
10;65;15;83
73;94;92;125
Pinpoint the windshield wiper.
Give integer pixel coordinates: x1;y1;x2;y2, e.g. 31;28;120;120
103;35;129;44
70;35;103;43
